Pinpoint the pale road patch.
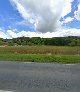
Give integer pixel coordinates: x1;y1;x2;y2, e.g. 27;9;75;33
65;64;79;66
0;90;13;92
23;62;33;64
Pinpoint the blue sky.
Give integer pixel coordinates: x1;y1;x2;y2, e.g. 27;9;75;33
0;0;80;38
0;0;33;31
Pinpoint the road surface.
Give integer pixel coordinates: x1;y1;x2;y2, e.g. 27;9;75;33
0;61;80;92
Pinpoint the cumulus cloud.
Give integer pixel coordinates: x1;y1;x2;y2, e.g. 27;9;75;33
61;0;73;17
0;31;7;39
75;4;80;20
1;28;80;39
10;0;73;33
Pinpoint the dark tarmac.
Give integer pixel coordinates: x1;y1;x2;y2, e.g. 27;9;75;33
0;61;80;92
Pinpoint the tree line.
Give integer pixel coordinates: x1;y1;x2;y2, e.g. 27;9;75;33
0;36;80;46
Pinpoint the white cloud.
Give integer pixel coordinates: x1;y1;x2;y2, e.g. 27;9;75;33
0;31;7;39
1;28;80;39
6;30;18;38
10;0;73;33
61;0;73;17
62;17;74;24
10;0;31;19
74;4;80;20
59;28;80;37
0;0;77;39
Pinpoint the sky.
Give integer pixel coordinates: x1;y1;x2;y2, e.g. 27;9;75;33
0;0;80;39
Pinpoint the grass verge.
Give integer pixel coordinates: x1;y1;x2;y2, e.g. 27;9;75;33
0;53;80;63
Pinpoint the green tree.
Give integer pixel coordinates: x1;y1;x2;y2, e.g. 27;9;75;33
8;41;14;46
69;39;80;46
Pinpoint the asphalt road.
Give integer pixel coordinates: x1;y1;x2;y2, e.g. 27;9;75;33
0;61;80;92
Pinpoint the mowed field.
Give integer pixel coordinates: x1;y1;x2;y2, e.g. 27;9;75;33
0;46;80;63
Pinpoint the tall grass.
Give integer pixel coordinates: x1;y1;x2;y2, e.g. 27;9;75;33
0;46;80;55
0;46;80;63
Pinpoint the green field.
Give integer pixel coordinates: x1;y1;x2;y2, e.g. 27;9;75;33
0;46;80;63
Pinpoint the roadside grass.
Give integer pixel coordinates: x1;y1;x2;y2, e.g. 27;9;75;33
0;46;80;63
0;54;80;63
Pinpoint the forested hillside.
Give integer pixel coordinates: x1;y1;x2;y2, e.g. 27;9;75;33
0;36;80;46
